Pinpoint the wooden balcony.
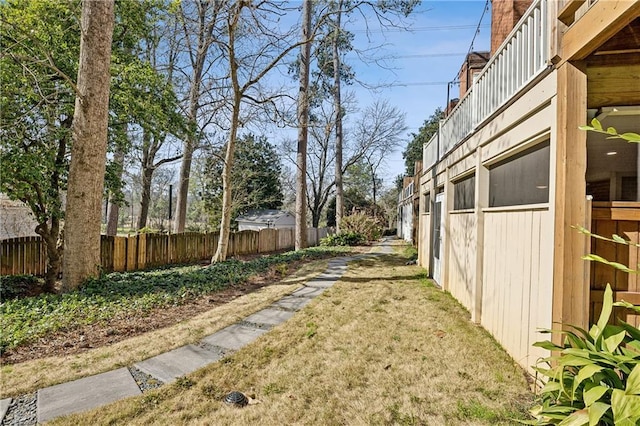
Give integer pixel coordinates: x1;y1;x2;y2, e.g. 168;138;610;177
433;0;550;161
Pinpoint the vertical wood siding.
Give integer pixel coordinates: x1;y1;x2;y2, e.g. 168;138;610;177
447;213;477;310
481;209;553;368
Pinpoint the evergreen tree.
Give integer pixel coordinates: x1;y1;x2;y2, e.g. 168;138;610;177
202;134;284;229
402;107;444;176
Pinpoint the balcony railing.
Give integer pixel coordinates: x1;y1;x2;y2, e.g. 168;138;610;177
423;0;550;168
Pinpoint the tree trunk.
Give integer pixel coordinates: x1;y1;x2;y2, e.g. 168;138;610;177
137;165;154;230
173;1;218;233
332;3;344;233
62;0;114;291
106;146;125;236
212;97;240;262
295;0;312;250
173;135;194;233
213;9;241;262
36;221;61;293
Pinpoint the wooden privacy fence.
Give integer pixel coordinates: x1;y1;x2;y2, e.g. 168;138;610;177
1;227;330;276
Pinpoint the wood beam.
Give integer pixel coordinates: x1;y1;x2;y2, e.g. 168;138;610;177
552;62;589;341
587;62;640;108
561;0;640;61
558;0;586;26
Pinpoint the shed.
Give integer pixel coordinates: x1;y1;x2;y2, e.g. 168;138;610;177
236;209;295;231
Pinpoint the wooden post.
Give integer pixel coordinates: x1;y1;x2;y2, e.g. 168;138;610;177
552;61;589;340
442;167;454;292
472;147;489;324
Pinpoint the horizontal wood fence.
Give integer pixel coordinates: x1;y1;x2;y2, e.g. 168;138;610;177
1;227;330;277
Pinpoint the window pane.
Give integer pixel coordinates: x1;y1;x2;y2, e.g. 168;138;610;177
424;193;431;213
454;175;475;210
489;141;550;207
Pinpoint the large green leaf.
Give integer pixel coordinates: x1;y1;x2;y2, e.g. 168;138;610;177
583;385;609;407
625;365;640;395
588;402;610;426
573;365;604;396
558;409;588;426
582;255;635;273
559;354;598;367
590;284;613;341
542;381;563;394
603;330;627;353
611;389;640;423
535;340;563;351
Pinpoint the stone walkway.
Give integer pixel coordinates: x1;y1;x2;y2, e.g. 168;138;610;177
1;240;394;424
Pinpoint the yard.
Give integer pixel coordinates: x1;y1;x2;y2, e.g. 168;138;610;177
2;242;534;425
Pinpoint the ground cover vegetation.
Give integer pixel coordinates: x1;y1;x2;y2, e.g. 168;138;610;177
0;247;349;357
46;243;533;425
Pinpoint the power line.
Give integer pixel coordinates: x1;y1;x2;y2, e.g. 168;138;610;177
450;0;491;83
466;1;491;55
393;52;467;59
390;81;450;87
351;24;489;34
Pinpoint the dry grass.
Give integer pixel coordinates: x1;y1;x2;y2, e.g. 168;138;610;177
0;259;333;398
50;246;533;425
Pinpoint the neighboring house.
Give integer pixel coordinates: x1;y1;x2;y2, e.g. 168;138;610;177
397;177;414;242
398;163;422;244
0;194;39;239
410;0;640;372
236;209;295;231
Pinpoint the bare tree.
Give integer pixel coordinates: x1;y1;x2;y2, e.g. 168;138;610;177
211;1;317;262
173;0;223;233
62;0;115;290
354;100;407;205
295;0;313;250
314;0;419;231
282;97;404;228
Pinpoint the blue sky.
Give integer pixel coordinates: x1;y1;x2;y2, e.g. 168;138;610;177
343;0;492;186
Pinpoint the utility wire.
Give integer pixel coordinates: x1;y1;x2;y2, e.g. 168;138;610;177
450;0;491;83
350;24;489;33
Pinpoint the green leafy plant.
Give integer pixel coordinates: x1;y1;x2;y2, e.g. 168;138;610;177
528;283;640;425
579;118;640;143
527;253;640;426
320;232;365;246
0;275;44;300
340;213;383;241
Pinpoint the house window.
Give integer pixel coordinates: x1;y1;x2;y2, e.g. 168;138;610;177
424;193;431;213
453;174;475;210
489;141;550;207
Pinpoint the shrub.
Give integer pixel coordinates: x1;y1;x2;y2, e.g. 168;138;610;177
320;232;365;247
340;213;383;242
0;274;44;300
383;228;397;236
528;284;640;425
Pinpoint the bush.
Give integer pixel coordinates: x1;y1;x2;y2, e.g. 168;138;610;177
0;275;44;300
340;213;383;242
320;232;365;247
528;284;640;425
